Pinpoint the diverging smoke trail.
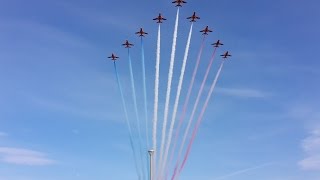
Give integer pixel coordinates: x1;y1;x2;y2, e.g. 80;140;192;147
141;38;149;148
113;61;142;180
173;47;218;178
158;8;180;177
169;36;206;180
161;23;194;177
178;61;225;178
128;50;146;180
153;24;161;175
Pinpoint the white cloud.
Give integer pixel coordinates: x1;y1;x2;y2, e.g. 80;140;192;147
299;156;320;171
215;87;270;98
0;147;55;166
288;103;320;171
299;129;320;171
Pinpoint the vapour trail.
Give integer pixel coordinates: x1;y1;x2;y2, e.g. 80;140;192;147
152;24;161;176
174;47;218;177
213;163;273;180
141;37;149;148
168;36;206;180
158;8;180;177
177;61;225;178
113;61;142;180
161;23;194;177
128;49;146;180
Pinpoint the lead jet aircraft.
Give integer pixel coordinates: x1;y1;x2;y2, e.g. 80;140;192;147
212;40;224;47
122;40;134;48
153;13;167;23
187;12;200;22
108;53;119;60
135;28;148;37
221;51;232;59
200;26;213;35
172;0;187;7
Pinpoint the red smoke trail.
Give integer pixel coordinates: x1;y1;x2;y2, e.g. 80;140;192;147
170;35;206;180
178;61;225;176
173;47;218;179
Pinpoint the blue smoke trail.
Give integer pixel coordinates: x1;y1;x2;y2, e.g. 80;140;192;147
141;37;149;148
113;61;142;180
128;49;146;180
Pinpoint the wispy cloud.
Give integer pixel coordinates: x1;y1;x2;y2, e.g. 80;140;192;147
215;87;270;98
26;91;123;123
0;132;8;137
0;18;93;50
299;128;320;171
21;74;126;123
58;2;139;32
0;147;55;166
212;163;273;180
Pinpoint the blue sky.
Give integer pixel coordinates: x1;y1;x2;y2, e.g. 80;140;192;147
1;0;320;180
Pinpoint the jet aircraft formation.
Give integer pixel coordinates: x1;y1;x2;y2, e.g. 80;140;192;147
108;25;231;61
108;7;230;61
108;1;232;180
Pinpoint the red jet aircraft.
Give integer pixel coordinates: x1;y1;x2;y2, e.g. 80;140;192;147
212;40;224;47
153;13;167;23
108;53;119;60
122;40;134;48
200;26;213;35
172;0;187;7
187;12;200;22
221;51;232;59
135;28;148;37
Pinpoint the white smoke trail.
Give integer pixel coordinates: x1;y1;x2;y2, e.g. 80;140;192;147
141;38;149;149
153;24;161;176
158;8;180;177
160;23;193;176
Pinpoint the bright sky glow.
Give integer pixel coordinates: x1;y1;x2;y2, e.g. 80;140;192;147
1;0;320;180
